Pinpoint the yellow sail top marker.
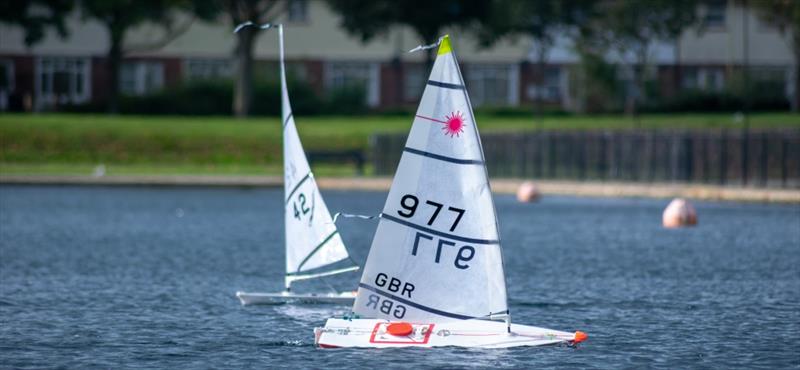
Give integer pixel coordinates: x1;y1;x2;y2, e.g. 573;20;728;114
438;34;452;55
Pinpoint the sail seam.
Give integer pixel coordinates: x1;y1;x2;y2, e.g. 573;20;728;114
403;147;483;165
358;283;475;320
285;173;311;204
380;213;500;245
296;230;339;272
427;80;465;90
283;112;293;128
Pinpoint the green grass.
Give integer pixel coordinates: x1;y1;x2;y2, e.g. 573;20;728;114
1;112;797;176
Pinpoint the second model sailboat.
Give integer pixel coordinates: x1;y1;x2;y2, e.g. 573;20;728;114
236;24;359;305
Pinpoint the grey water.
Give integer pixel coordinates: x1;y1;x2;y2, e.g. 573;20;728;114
1;185;798;369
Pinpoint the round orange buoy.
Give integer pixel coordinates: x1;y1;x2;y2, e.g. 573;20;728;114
662;198;698;228
516;181;540;203
386;322;414;336
573;331;588;343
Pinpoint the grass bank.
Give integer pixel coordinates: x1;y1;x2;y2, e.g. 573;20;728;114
1;112;797;176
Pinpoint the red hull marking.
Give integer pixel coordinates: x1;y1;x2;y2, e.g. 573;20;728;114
318;343;340;349
369;323;435;345
415;115;447;124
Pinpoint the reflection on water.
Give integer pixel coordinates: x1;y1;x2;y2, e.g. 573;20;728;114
1;185;798;368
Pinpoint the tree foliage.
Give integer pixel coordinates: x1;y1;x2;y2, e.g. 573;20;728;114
594;0;699;116
222;0;285;118
326;0;488;66
79;0;220;113
0;0;74;46
747;0;800;110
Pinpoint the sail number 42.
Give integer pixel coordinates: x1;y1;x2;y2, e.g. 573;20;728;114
397;194;474;269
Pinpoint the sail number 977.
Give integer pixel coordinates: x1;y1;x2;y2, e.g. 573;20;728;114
397;194;464;232
397;194;474;269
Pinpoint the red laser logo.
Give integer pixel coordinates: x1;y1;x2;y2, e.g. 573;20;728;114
443;111;465;137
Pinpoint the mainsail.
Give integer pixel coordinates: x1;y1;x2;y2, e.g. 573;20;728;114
352;36;508;322
279;25;355;289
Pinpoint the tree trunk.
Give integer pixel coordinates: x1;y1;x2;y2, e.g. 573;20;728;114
535;47;547;130
630;46;648;128
234;27;256;118
106;24;124;114
425;47;434;74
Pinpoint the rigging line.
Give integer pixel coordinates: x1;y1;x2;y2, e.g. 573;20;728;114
415;114;447;124
233;21;275;34
331;212;381;224
408;35;447;53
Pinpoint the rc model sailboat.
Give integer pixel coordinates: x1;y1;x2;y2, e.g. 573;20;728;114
314;35;586;348
236;24;359;305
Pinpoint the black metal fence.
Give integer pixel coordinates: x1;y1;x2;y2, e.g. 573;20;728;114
371;129;800;188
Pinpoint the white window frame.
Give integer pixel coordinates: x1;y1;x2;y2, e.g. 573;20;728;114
324;61;380;107
403;63;426;101
35;57;91;109
120;61;164;96
465;63;518;107
183;58;232;81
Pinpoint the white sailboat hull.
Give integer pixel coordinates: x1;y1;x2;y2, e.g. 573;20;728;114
314;318;585;349
236;291;356;305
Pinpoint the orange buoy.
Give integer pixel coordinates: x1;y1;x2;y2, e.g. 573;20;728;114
386;322;414;336
573;331;588;343
516;181;540;203
662;198;698;228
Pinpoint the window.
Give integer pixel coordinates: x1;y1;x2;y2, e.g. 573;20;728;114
703;0;726;29
120;61;164;96
526;66;562;102
465;64;519;107
326;62;379;107
287;0;308;22
682;67;725;91
403;64;426;101
184;59;232;80
36;57;91;108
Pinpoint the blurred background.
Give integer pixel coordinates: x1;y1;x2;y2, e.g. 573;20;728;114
0;0;798;189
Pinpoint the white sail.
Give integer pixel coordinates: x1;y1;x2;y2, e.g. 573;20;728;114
352;36;508;322
279;25;353;288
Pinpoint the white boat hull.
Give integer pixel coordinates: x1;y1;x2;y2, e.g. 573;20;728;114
236;291;356;305
314;318;586;349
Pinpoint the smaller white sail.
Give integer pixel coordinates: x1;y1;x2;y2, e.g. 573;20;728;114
278;25;355;289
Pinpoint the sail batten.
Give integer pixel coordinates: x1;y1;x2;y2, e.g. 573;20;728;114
352;35;508;322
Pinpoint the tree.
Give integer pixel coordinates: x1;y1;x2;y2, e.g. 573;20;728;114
326;0;488;69
0;0;74;46
79;0;219;113
597;0;699;119
224;0;284;118
474;0;589;123
748;0;800;111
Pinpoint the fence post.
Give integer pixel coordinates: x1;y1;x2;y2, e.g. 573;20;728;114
760;132;768;187
719;130;728;185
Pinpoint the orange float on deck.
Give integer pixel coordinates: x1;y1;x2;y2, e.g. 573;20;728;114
386;322;414;336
